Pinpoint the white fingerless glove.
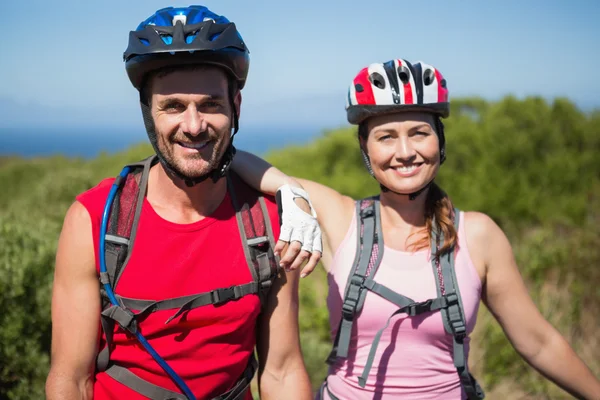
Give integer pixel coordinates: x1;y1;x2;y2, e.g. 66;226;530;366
275;184;323;254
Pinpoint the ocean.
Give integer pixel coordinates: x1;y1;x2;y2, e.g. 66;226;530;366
0;125;328;159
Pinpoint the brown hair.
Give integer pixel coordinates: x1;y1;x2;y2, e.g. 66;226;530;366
412;182;457;256
358;121;457;257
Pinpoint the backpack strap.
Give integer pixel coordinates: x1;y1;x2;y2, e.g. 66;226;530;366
357;286;456;387
226;172;279;309
111;155;156;289
101;155;155;291
327;197;384;362
105;352;258;400
97;155;155;372
433;208;485;400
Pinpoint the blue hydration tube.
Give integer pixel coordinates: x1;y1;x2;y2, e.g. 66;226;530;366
99;166;196;400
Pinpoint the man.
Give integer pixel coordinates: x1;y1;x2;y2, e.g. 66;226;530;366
45;5;321;400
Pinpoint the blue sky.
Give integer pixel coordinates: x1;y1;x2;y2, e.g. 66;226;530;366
0;0;598;132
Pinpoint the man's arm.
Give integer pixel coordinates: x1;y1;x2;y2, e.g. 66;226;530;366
255;267;312;400
45;201;101;400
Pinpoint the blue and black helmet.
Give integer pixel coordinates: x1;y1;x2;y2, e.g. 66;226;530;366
124;5;250;90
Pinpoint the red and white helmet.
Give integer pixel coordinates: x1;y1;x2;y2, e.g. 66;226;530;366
346;59;449;125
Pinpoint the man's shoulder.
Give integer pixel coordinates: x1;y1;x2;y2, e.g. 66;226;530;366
76;177;115;201
74;177;116;219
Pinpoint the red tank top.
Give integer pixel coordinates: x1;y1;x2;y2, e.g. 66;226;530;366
76;176;280;399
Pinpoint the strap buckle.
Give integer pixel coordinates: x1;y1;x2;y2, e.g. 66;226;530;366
445;292;467;339
260;279;272;292
115;307;138;334
247;236;269;249
341;274;365;320
341;298;358;321
349;274;365;287
211;286;237;305
451;321;467;339
360;207;375;219
445;292;459;306
407;299;433;316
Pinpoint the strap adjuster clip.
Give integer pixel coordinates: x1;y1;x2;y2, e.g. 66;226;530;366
407;299;433;316
212;286;236;305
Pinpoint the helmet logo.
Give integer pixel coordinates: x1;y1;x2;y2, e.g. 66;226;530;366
172;15;186;25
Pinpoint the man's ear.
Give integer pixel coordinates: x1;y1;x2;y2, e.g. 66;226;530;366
234;90;242;120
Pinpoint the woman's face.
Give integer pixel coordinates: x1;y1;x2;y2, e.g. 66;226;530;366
362;111;441;195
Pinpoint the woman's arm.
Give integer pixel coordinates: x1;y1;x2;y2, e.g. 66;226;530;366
231;150;355;274
231;150;321;275
231;149;302;195
468;212;600;399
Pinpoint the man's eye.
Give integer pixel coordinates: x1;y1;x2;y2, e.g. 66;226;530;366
164;103;185;112
203;101;222;108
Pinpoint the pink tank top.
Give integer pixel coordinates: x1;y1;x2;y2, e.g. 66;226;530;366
323;209;482;400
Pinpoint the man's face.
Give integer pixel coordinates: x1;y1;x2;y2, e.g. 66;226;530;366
149;66;241;180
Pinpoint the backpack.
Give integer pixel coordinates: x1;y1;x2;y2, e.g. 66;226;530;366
96;155;279;400
326;197;485;400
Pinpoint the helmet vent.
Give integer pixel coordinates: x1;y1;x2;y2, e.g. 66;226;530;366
423;69;435;86
397;66;410;85
185;30;199;44
369;72;386;89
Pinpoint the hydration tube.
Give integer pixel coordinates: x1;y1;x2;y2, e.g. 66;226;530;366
99;166;196;400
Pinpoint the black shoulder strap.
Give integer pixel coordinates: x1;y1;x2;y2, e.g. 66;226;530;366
327;197;384;362
226;172;279;309
97;155;155;372
102;155;156;293
433;207;485;400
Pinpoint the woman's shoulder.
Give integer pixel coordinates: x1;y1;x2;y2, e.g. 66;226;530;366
461;210;512;268
462;210;501;235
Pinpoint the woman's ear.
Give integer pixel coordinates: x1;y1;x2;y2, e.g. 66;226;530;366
359;134;369;156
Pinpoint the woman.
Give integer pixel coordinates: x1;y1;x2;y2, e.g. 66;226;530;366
231;58;600;399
